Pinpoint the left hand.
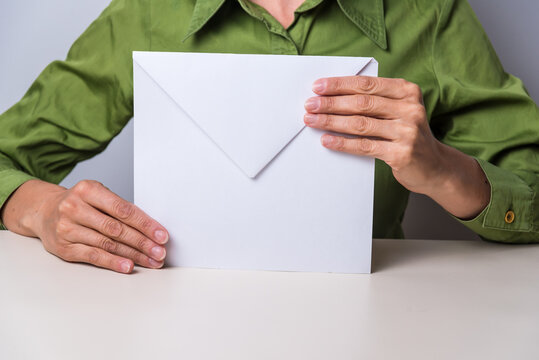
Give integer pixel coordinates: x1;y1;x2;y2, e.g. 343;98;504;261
303;75;448;196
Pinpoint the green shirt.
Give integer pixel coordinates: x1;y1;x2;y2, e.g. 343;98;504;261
1;0;538;241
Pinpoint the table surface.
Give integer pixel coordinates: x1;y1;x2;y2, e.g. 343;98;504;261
1;231;538;360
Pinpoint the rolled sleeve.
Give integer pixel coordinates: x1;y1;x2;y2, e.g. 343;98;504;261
460;158;536;242
0;0;151;229
431;0;539;242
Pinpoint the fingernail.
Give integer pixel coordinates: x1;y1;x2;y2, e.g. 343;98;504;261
304;114;317;125
151;246;166;261
120;260;132;273
148;258;163;268
304;98;320;111
312;80;325;93
321;135;335;147
154;230;168;244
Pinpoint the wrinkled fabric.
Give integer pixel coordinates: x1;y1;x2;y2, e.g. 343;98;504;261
0;0;538;241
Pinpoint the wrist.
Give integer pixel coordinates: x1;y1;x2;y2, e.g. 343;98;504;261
414;140;456;197
3;180;65;237
423;143;490;219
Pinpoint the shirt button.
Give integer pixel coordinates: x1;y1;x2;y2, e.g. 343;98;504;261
504;210;515;224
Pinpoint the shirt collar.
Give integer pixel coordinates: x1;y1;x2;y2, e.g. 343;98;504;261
183;0;387;50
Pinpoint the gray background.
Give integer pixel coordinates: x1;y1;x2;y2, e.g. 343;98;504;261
1;0;537;240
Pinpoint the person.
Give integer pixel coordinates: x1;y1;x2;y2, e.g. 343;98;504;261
0;0;538;274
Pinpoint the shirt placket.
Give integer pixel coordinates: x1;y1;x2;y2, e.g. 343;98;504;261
236;0;322;55
269;27;299;55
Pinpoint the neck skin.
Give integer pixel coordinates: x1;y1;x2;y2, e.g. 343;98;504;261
248;0;306;29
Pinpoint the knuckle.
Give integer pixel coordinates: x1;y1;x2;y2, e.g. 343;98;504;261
351;116;372;134
356;95;374;112
324;96;336;110
357;138;375;154
57;200;72;215
40;239;55;253
86;249;101;264
103;218;123;237
112;200;134;220
72;180;96;195
60;247;77;262
130;249;145;265
333;78;345;91
407;83;423;99
400;122;418;140
55;219;72;237
357;76;378;93
411;106;426;122
72;181;88;195
136;236;150;251
319;114;332;128
409;127;420;143
334;137;346;151
394;145;414;167
58;197;78;216
138;217;153;233
99;237;119;253
397;78;409;89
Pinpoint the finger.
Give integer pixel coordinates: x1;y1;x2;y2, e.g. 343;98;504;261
312;76;422;100
320;133;391;161
63;224;164;269
304;113;397;139
73;202;166;262
74;181;169;244
63;243;134;274
304;94;399;118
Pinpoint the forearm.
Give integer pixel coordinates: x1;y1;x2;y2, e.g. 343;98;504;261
0;179;65;237
424;142;491;220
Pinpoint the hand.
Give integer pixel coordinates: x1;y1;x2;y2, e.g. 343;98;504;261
303;76;490;219
304;76;441;194
2;179;169;273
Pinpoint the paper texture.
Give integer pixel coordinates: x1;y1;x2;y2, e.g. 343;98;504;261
133;52;377;273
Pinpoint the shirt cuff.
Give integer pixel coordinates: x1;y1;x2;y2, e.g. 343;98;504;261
456;158;536;242
0;169;37;230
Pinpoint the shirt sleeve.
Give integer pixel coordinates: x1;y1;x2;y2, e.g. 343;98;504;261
0;0;150;229
430;0;539;242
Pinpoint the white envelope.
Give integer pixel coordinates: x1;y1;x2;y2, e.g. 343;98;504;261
133;52;377;274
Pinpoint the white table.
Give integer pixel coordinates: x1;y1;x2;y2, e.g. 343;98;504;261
1;231;538;360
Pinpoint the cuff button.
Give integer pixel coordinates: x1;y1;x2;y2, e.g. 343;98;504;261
504;210;515;224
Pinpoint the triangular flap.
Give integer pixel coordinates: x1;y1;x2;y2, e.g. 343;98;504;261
134;52;374;178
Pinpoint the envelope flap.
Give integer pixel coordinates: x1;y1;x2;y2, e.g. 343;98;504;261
133;52;376;178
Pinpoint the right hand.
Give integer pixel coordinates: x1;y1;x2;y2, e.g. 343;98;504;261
1;179;169;273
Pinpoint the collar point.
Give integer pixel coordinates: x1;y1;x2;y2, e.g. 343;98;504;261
181;33;193;43
374;36;388;50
